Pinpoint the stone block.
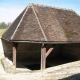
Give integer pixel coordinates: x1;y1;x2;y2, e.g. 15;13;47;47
1;57;15;73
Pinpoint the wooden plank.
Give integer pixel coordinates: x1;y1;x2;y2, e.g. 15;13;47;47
12;43;18;69
41;44;46;70
45;47;54;58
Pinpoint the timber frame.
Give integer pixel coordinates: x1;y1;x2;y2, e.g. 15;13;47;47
12;43;54;70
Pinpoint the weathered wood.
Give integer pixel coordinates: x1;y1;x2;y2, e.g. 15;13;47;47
12;43;18;69
41;44;55;70
41;44;46;70
45;47;54;58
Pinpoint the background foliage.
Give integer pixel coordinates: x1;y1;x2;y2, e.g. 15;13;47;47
0;22;12;36
0;22;12;29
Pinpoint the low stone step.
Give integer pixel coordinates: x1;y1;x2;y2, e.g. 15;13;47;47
1;57;15;73
0;60;6;74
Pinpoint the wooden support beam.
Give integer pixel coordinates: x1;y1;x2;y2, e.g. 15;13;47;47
45;47;54;58
12;43;18;69
41;44;55;70
41;44;46;70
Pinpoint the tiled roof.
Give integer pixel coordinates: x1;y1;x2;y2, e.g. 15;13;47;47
2;3;80;43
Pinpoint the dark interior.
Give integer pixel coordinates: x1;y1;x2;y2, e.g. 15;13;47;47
15;43;79;70
3;41;80;70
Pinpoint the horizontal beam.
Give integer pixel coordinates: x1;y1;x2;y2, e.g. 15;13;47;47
10;40;80;44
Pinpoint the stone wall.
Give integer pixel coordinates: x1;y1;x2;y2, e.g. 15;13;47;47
1;39;60;60
61;44;80;60
1;39;12;59
1;39;80;61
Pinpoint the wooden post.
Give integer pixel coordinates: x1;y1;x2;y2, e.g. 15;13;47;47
12;43;18;69
41;44;46;70
41;44;55;70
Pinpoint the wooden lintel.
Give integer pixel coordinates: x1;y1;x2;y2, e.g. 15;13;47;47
45;47;54;58
41;44;46;70
12;43;18;69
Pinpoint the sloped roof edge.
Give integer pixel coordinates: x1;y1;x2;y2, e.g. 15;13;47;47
10;3;47;41
11;3;48;41
31;4;48;41
11;5;30;40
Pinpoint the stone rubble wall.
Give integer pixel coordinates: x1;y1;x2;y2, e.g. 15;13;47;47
61;44;80;60
1;39;80;60
1;39;59;60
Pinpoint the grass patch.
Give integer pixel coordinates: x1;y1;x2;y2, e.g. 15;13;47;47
0;29;6;36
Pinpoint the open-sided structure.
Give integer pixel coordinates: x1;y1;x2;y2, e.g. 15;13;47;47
1;3;80;70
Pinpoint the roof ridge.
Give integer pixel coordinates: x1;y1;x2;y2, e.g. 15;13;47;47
11;4;31;40
31;4;48;41
32;3;76;13
33;3;80;16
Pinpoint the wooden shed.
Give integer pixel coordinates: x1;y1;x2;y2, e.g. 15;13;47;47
1;3;80;70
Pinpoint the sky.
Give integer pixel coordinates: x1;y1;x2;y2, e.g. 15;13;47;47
0;0;80;23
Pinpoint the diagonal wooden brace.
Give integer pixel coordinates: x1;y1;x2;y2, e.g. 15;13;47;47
45;47;54;58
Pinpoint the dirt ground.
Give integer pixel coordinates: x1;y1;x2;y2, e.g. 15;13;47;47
0;60;80;80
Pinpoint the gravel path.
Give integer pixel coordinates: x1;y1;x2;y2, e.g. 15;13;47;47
0;60;80;80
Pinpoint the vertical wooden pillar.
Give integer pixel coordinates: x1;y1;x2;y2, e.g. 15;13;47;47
12;43;18;69
41;44;46;70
